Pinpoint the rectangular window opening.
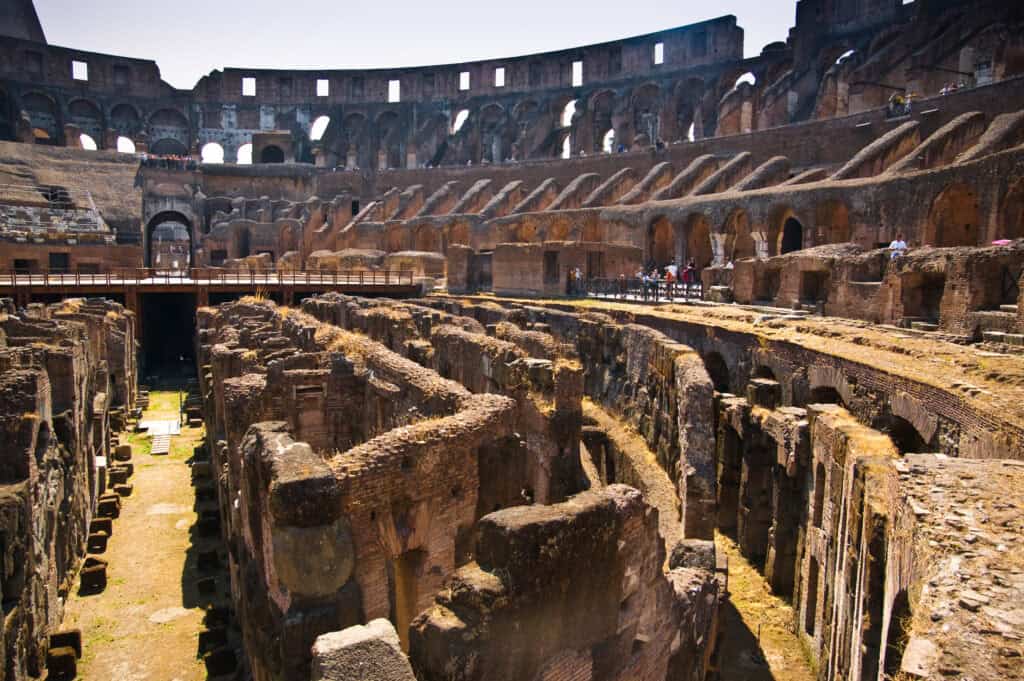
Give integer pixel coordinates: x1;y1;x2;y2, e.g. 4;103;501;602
459;71;470;91
351;200;361;215
351;76;365;98
494;67;505;88
572;60;583;87
72;60;88;81
242;77;256;96
654;42;665;65
317;78;329;97
388;79;401;103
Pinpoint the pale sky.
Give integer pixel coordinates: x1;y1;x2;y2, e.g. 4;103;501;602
35;0;797;90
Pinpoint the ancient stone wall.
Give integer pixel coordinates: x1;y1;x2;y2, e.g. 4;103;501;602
0;297;135;680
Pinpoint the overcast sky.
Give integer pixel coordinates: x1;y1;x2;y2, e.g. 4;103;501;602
35;0;796;90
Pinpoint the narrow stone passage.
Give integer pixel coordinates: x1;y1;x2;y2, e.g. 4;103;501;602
715;533;816;681
61;389;208;681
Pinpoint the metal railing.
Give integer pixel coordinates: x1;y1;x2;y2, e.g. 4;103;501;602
580;277;704;302
0;268;417;288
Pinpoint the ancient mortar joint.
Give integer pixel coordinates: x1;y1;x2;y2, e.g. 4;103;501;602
1;0;1024;679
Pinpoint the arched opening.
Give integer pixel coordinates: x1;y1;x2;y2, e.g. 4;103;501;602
734;71;756;88
815;200;851;244
23;92;60;144
724;209;754;261
590;90;615;152
341;113;370;169
809;386;844;406
260;145;285;163
236;143;252;164
780;217;804;254
201;142;224;164
875;414;929;453
78;133;97;150
884;590;912;677
115;136;135;153
149;138;188;156
687;121;695;142
703;352;730;392
561;135;571;159
146;211;192;271
753;365;776;381
148;108;189;153
684;213;713;269
310;115;330;141
631;83;661;146
560;99;577;128
478;104;506;163
811;462;826;528
999;179;1024;240
452;109;470;134
110;103;140;137
376;111;402;169
67;98;104;142
926;184;980;247
601;128;615;153
647;216;674;268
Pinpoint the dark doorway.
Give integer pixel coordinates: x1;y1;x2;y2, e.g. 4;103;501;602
146;212;192;270
704;352;731;393
48;252;69;273
141;293;196;377
260;145;285;163
781;217;804;254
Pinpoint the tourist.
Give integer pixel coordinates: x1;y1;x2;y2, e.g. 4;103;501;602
665;267;675;299
683;259;697;297
889;232;908;260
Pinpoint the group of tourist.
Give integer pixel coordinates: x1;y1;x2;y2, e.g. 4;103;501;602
626;259;701;301
886;92;915;118
140;154;198;170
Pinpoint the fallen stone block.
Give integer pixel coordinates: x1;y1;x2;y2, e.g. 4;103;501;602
46;646;77;680
79;557;108;595
113;444;132;461
96;494;121;518
311;619;416;681
49;630;82;658
86;531;109;553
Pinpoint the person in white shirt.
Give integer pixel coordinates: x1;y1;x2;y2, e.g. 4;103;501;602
889;232;908;260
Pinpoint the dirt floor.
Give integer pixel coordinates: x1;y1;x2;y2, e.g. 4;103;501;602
60;389;214;681
715;533;817;681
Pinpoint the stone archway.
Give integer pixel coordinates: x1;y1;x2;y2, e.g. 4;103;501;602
780;217;804;254
146;211;192;271
647;216;674;267
999;179;1024;240
926;184;980;247
684;213;713;268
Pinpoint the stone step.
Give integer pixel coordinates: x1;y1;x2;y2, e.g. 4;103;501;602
999;304;1018;313
910;321;939;332
151;434;171;455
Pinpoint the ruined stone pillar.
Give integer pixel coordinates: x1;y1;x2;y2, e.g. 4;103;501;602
752;231;770;259
711;234;728;265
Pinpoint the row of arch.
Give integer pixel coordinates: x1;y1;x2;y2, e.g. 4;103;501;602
314;71;776;169
641;179;1024;269
644;202;848;268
